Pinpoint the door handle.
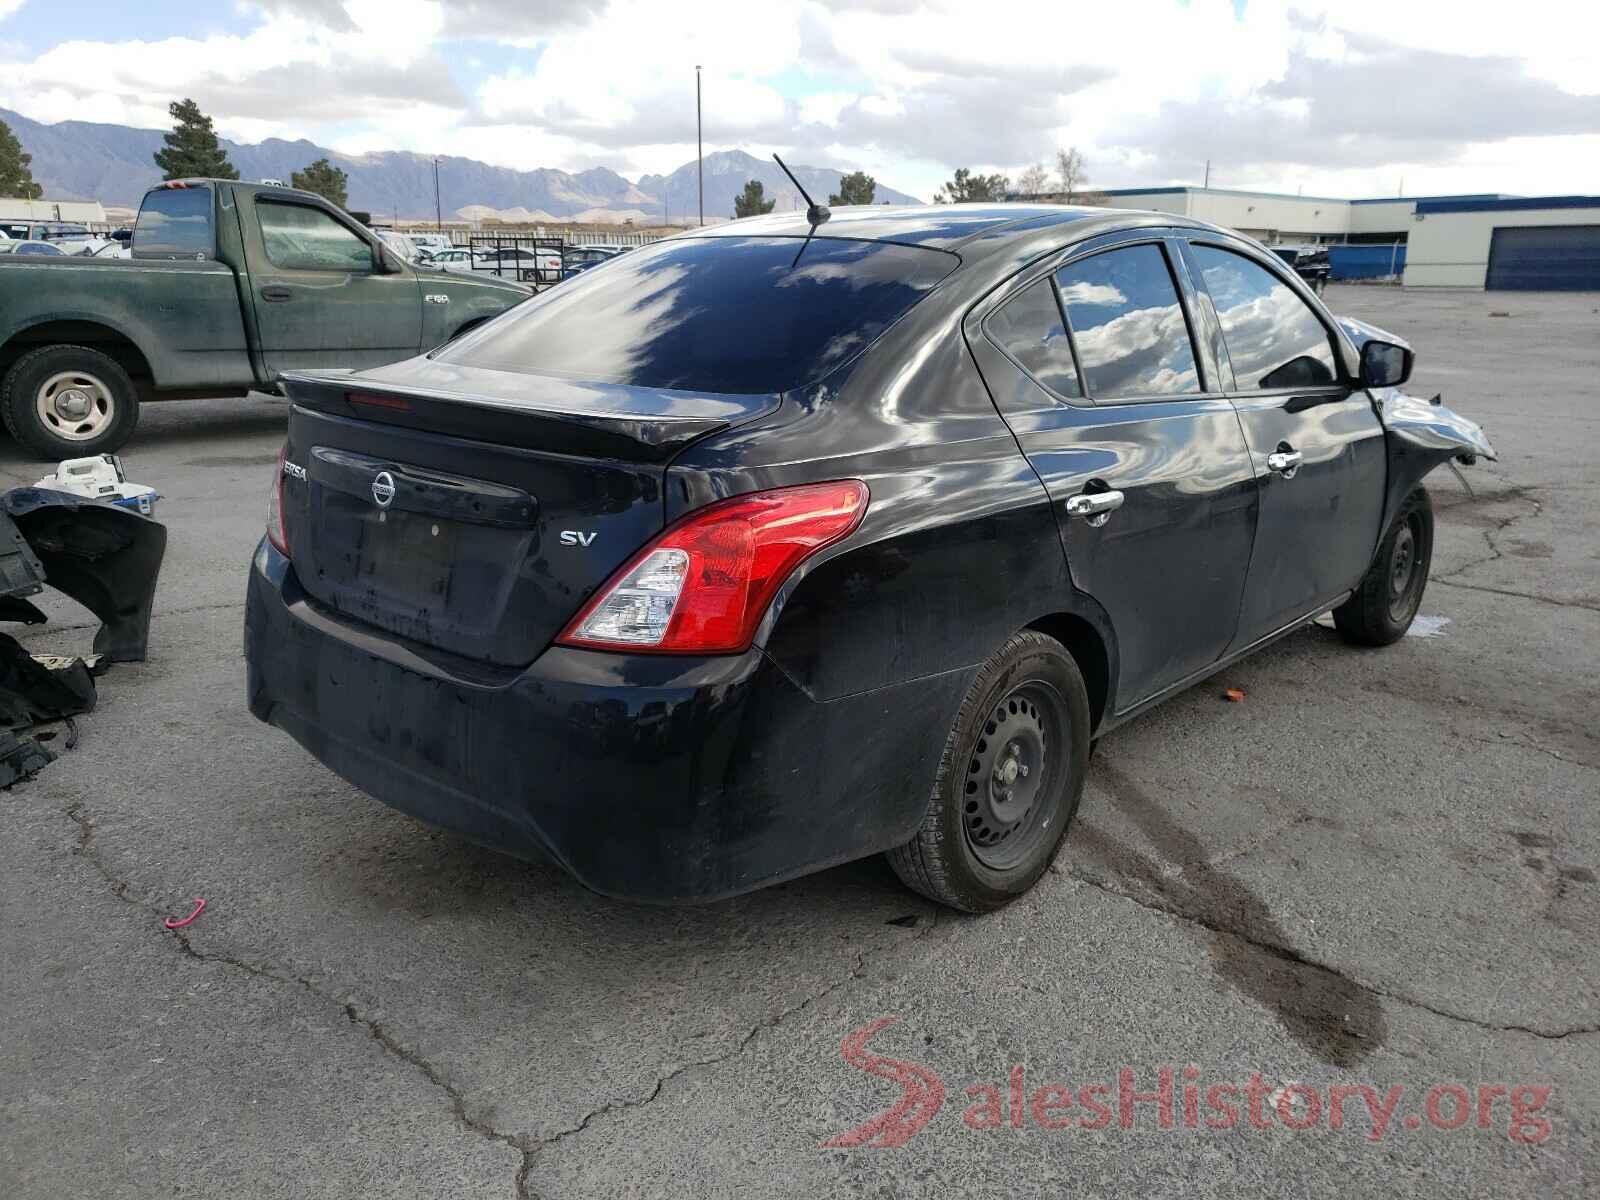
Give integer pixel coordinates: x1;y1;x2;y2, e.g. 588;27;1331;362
1266;449;1303;476
259;285;292;302
1064;489;1125;527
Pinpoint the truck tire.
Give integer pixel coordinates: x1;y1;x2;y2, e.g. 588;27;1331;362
887;630;1090;912
1;344;141;460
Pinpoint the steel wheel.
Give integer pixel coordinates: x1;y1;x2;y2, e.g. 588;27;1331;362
1386;511;1426;625
35;370;116;442
888;630;1091;912
961;680;1068;871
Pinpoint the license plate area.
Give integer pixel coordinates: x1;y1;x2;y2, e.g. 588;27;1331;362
356;505;458;603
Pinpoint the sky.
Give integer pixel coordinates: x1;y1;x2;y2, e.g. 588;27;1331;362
0;0;1596;201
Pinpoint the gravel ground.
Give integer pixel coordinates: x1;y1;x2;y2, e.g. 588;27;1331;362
0;284;1595;1198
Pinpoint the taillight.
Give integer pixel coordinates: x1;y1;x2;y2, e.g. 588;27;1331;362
266;445;290;556
557;480;869;654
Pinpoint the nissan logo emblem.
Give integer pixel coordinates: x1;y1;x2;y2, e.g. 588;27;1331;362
371;471;396;508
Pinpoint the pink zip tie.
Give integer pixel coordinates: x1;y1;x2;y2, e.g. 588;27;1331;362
164;898;206;930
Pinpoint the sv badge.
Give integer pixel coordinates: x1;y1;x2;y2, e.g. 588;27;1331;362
560;530;598;547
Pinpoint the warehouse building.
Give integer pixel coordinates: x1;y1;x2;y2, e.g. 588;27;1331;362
1071;186;1599;290
1404;196;1600;290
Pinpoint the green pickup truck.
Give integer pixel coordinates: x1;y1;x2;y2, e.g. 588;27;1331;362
0;180;530;458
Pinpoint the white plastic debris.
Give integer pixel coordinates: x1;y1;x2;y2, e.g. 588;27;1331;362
33;455;160;516
1405;614;1452;639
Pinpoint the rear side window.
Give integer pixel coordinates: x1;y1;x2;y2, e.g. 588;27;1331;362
436;235;957;394
133;186;214;260
985;279;1081;398
1055;244;1201;400
1189;245;1337;389
258;202;373;272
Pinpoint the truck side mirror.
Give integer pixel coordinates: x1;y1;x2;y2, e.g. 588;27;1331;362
1359;339;1413;388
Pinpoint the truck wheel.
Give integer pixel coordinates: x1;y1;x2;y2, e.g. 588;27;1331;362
1333;486;1433;647
1;344;140;459
887;630;1090;913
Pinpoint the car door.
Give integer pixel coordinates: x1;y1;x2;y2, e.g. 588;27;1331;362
966;231;1258;710
1178;239;1387;648
243;194;423;374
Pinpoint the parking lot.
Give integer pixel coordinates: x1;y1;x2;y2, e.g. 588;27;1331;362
0;284;1594;1197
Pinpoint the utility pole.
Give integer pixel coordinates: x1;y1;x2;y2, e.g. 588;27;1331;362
433;156;442;231
1203;159;1211;188
696;65;704;227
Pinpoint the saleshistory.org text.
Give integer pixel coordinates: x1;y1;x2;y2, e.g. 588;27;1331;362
820;1019;1555;1150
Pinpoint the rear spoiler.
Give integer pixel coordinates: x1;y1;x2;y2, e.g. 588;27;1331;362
281;365;778;465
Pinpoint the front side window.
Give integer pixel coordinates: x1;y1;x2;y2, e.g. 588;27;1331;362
985;278;1081;398
1190;244;1338;390
1055;244;1201;400
258;203;373;272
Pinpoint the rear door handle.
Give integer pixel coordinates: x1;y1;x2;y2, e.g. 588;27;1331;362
1266;449;1303;476
260;285;292;302
1064;489;1125;527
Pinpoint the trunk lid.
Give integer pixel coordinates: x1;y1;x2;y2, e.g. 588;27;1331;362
279;361;777;665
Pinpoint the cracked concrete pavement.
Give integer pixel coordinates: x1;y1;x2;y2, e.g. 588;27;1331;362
0;286;1595;1197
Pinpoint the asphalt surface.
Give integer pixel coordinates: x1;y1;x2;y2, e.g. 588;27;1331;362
1;285;1595;1198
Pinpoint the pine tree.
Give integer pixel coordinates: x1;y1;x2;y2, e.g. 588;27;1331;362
733;179;776;218
933;167;1009;204
153;99;239;181
828;171;876;206
0;119;43;200
291;159;349;208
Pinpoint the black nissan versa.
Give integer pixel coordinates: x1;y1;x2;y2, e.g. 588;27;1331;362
244;203;1495;912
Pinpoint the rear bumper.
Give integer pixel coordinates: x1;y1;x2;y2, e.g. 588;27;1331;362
245;540;969;902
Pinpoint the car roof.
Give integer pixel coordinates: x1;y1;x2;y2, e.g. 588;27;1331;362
693;203;1118;251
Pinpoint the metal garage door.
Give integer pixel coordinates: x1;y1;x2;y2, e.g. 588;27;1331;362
1486;225;1600;290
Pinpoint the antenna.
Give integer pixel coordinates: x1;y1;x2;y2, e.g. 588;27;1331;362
772;154;830;228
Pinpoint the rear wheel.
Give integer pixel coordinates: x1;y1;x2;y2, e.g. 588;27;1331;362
1;344;140;459
888;630;1090;912
1333;486;1433;646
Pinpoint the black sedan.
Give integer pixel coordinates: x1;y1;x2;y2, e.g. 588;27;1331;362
245;204;1494;912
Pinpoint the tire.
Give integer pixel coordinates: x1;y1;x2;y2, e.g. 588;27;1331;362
1333;486;1434;647
887;630;1091;912
1;344;141;459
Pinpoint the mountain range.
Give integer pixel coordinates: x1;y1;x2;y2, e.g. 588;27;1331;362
0;109;921;223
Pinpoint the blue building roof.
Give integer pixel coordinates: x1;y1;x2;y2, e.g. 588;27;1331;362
1414;195;1600;214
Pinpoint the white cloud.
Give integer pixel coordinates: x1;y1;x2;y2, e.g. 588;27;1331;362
0;0;1595;202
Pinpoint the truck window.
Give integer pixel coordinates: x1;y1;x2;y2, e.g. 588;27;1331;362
133;187;215;260
258;203;373;272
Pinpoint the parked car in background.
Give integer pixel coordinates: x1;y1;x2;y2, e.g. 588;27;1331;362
0;240;67;256
561;244;625;277
408;233;453;256
375;230;422;262
0;179;530;457
423;247;480;274
0;221;93;244
475;244;563;284
1270;244;1331;292
70;238;127;258
245;204;1494;912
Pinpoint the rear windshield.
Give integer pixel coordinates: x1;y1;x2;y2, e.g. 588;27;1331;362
434;235;957;394
134;186;214;260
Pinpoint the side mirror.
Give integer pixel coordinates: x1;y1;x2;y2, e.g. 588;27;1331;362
1360;339;1413;388
372;245;399;274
